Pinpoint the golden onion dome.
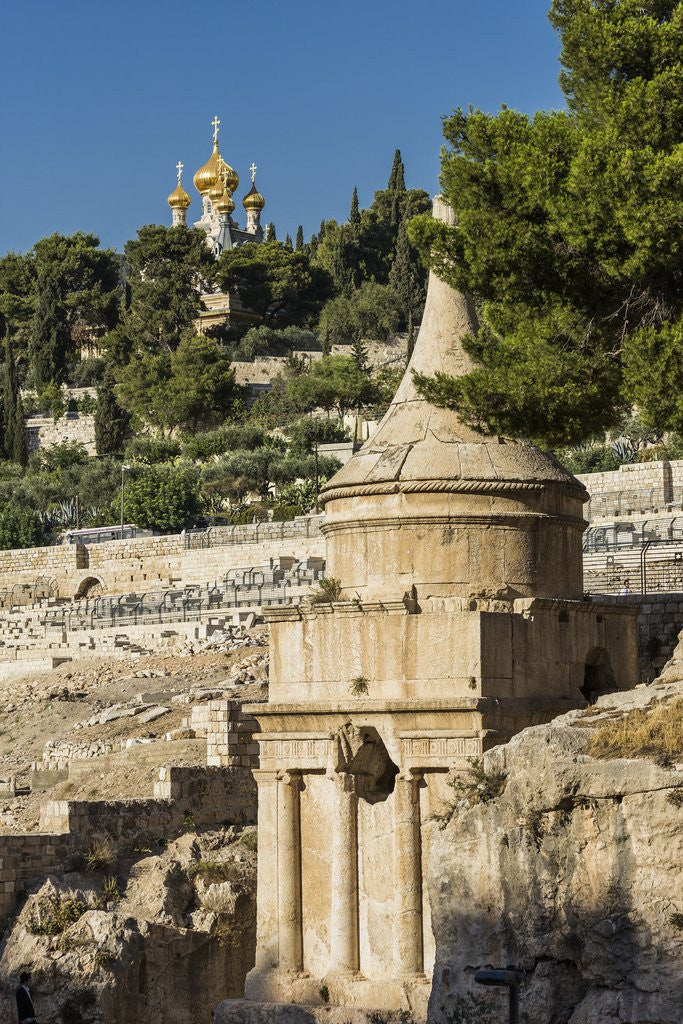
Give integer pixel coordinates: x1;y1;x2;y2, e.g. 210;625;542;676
208;178;225;203
243;181;266;211
193;144;221;194
218;156;239;195
168;181;191;209
214;188;236;216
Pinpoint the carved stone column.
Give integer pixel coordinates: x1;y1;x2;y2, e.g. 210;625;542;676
277;770;303;971
393;770;424;975
251;769;279;971
329;771;359;973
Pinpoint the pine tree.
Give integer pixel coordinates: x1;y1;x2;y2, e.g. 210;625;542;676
284;233;293;251
349;187;360;226
265;223;277;242
295;225;304;251
30;275;70;390
95;368;130;455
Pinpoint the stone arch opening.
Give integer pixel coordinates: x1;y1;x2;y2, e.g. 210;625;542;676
337;723;398;804
581;647;617;704
74;575;104;599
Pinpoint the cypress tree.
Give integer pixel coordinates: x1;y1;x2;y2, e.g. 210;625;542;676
95;368;130;455
349;187;360;225
387;149;405;191
3;333;18;459
331;228;354;296
351;336;368;372
284;233;293;251
295;225;304;251
265;223;277;242
30;275;70;390
389;217;425;335
11;392;27;466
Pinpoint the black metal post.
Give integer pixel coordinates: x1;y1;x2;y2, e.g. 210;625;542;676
473;967;524;1024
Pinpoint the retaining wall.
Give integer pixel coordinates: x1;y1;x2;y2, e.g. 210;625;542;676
25;413;96;455
0;519;324;600
0;765;256;931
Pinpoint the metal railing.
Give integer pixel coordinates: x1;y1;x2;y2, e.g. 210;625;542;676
183;515;324;550
583;538;683;595
0;576;59;610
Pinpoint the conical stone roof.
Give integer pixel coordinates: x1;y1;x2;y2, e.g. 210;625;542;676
319;196;588;602
321;197;584;506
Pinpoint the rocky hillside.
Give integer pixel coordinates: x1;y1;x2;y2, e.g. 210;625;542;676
428;679;683;1024
0;825;256;1024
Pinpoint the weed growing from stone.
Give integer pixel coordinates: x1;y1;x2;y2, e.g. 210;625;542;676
310;577;342;604
319;984;330;1003
667;789;683;807
451;758;507;806
349;675;369;696
239;828;258;852
102;876;121;904
440;993;494;1024
670;912;683;930
28;896;85;935
523;809;545;849
85;840;115;872
188;859;240;883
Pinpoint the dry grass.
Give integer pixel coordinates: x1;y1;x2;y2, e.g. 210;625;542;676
586;697;683;768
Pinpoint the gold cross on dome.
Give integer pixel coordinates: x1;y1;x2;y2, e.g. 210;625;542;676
250;162;257;183
176;161;183;183
212;115;221;144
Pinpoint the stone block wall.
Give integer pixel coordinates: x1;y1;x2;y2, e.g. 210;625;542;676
40;765;256;837
203;700;260;768
578;459;683;519
631;593;683;680
0;519;324;599
25;413;96;455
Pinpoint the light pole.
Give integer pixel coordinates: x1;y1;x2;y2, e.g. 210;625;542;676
120;464;131;539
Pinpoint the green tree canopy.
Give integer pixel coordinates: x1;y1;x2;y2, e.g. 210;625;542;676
0;503;47;550
409;0;682;448
217;241;334;326
95;367;131;455
318;282;401;347
124;466;201;531
286;355;382;418
111;225;215;358
116;334;241;435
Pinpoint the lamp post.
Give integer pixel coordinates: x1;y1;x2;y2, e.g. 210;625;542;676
474;968;525;1024
120;464;131;539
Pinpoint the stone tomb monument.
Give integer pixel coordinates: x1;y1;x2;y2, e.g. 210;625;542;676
216;198;637;1023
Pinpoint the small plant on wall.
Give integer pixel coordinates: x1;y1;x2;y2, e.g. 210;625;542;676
310;577;342;604
349;675;369;696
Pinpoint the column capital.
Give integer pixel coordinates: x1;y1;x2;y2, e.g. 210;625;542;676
277;769;304;790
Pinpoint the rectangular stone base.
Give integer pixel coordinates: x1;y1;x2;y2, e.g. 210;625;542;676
215;1000;426;1024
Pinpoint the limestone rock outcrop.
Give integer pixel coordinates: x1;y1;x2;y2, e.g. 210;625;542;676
427;680;683;1024
0;826;256;1024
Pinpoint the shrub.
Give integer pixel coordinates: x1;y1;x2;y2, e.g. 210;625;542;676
85;839;115;871
585;697;683;768
450;757;507;807
349;676;369;696
28;896;85;935
124;435;181;464
102;876;121;904
71;356;106;387
0;502;48;550
188;859;239;883
124;466;200;531
310;577;342;604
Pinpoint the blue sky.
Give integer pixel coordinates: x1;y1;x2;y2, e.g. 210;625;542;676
0;0;564;255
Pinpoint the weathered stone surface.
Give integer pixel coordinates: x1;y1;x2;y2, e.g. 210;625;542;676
427;680;683;1024
0;827;256;1024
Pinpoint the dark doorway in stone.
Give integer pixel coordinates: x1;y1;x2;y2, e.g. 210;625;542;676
74;576;104;599
581;647;618;704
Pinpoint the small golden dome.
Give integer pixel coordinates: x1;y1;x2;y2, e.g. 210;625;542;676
168;181;191;209
218;156;239;195
193;144;221;194
243;181;265;211
208;178;225;203
214;188;235;216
